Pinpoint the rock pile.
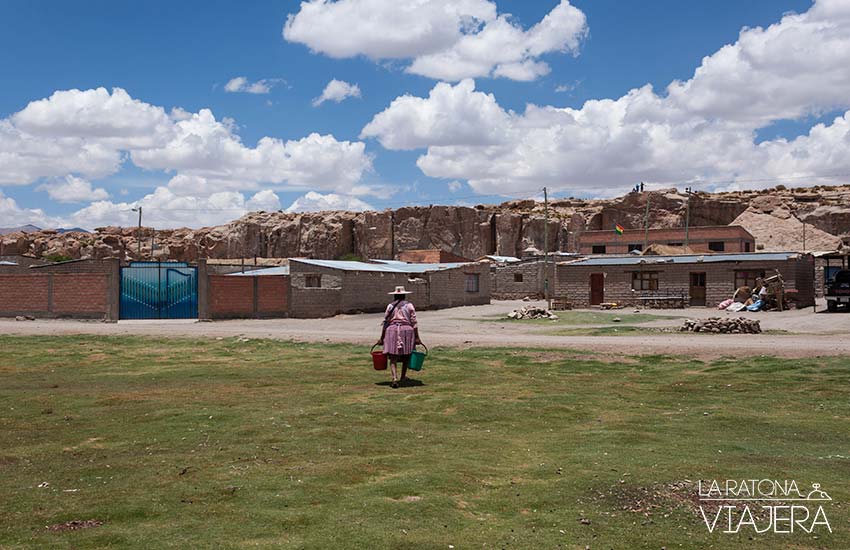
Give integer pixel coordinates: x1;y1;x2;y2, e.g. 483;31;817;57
507;306;559;320
680;317;761;334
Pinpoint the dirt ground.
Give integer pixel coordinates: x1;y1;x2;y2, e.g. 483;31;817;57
2;300;849;358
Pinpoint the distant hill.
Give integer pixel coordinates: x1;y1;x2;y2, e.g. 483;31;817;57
0;225;89;235
0;224;41;235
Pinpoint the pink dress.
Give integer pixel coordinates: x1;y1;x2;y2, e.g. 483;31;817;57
383;300;417;357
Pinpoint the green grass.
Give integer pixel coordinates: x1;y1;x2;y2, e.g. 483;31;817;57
480;310;680;326
1;336;848;549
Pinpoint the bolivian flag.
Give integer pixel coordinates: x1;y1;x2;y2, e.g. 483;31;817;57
614;224;625;235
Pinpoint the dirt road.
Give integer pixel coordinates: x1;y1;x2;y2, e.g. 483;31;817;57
2;300;849;358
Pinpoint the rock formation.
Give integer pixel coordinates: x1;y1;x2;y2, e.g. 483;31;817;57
3;184;849;262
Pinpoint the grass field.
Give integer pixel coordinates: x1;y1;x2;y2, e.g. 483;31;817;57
1;336;848;549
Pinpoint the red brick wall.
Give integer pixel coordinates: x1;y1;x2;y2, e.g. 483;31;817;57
208;275;289;318
53;274;108;313
258;276;288;314
0;272;112;318
209;276;254;316
0;274;49;312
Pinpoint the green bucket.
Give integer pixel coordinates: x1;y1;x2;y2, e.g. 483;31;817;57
408;345;428;371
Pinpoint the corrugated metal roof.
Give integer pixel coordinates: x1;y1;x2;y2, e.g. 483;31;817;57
561;252;801;267
292;258;472;273
228;266;290;276
482;255;521;263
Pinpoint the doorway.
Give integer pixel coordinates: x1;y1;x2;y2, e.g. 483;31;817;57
590;273;604;305
689;272;706;306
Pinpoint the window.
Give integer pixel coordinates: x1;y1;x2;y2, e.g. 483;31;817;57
592;245;607;254
668;242;683;247
631;271;659;291
465;273;480;293
305;274;322;288
708;241;725;252
513;273;524;283
628;243;643;252
744;242;752;252
735;270;765;290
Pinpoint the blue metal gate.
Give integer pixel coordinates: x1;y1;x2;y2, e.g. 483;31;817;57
120;262;198;319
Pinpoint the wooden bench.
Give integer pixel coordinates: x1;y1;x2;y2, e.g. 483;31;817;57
636;290;688;309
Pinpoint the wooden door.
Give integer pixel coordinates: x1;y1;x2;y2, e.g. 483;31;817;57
690;272;706;306
590;273;604;305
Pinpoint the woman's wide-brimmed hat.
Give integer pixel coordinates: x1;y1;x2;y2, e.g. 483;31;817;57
388;285;412;295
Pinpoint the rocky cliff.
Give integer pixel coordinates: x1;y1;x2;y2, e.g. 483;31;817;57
3;185;849;261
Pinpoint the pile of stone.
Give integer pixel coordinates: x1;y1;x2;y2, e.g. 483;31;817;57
680;317;761;334
507;306;559;320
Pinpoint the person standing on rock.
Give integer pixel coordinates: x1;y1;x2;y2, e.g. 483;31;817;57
376;286;422;388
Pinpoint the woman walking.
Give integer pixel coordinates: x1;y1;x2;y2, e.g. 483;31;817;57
377;286;422;388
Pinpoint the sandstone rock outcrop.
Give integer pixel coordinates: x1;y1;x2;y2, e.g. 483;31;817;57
3;184;849;262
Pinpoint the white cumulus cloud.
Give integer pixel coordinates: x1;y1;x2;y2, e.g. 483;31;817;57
284;0;587;81
224;76;284;94
0;189;66;228
0;87;372;199
361;0;850;195
312;79;361;106
37;175;109;203
286;191;374;213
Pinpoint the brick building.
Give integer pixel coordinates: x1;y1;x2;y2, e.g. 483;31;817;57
288;258;489;318
578;225;755;255
486;259;553;300
555;252;814;308
397;249;473;263
1;257;490;321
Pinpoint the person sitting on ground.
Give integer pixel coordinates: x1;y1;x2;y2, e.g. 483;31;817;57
376;286;423;389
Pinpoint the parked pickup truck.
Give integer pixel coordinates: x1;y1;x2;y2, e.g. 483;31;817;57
826;270;850;312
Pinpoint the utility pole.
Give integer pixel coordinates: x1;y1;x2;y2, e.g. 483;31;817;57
684;186;692;249
643;185;650;251
132;207;142;260
543;187;551;310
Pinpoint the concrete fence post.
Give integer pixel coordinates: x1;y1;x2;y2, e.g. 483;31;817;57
107;258;120;322
197;259;209;320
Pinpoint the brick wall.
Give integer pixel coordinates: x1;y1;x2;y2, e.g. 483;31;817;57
578;226;755;254
53;274;108;313
0;274;49;313
289;260;490;318
207;275;289;319
289;263;343;318
490;260;552;299
428;263;490;309
209;276;254;317
556;256;814;308
0;271;112;319
258;276;288;314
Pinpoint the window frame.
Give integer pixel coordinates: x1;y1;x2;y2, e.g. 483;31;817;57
304;273;322;288
465;273;480;293
734;270;765;290
631;271;659;291
708;241;725;252
592;245;607;254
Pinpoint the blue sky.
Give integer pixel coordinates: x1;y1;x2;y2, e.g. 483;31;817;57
2;0;847;229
